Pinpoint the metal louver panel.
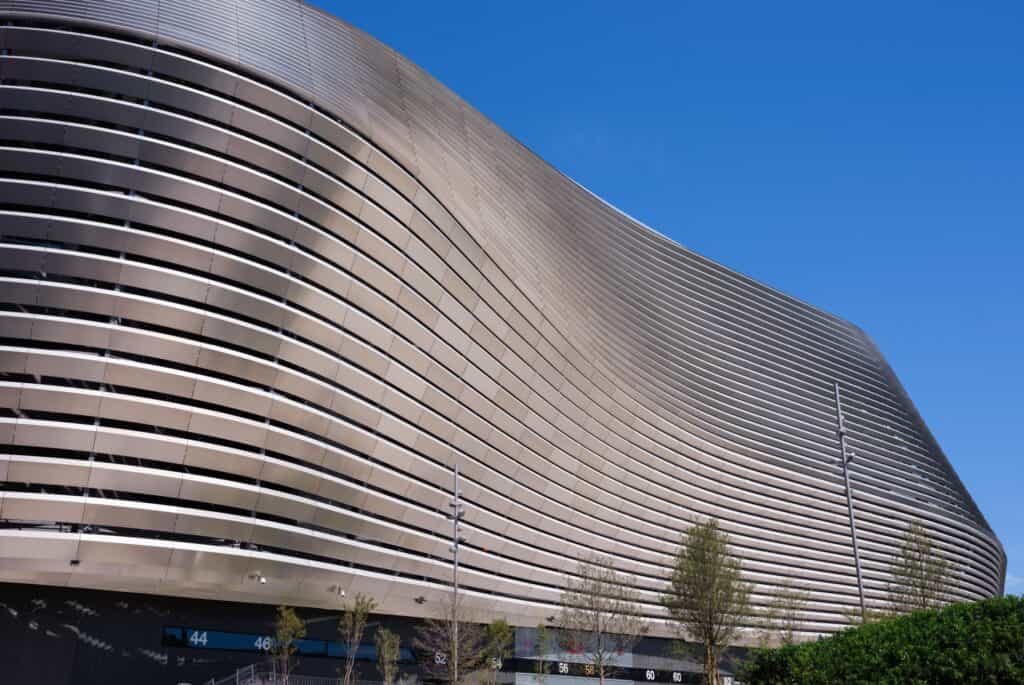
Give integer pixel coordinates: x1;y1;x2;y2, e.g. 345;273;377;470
0;0;1005;640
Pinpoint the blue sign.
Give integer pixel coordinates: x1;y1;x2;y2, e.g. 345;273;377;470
162;626;414;661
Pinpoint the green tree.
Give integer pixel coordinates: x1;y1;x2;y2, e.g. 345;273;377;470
662;519;752;685
480;619;514;685
887;521;950;615
740;596;1024;684
339;593;377;685
272;605;307;684
375;626;401;685
757;580;810;648
557;553;649;685
533;623;552;685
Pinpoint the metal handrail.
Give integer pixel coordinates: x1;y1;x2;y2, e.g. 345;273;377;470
206;665;392;685
205;662;257;685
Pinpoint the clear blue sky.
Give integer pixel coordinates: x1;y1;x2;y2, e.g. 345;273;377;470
313;1;1023;592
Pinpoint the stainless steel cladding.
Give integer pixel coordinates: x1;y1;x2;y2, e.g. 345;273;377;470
0;0;1005;639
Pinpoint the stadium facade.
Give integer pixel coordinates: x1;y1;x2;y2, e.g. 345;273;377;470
0;1;1005;683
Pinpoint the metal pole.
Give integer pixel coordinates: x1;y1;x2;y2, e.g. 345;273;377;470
834;381;867;620
449;464;464;684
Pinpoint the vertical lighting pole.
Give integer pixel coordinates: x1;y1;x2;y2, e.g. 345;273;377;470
833;381;867;620
449;463;465;684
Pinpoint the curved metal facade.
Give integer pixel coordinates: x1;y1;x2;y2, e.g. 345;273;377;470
0;0;1005;639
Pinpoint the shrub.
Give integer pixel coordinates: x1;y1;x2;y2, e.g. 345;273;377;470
739;595;1024;684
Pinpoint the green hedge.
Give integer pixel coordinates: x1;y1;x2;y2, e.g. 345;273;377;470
739;596;1024;684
